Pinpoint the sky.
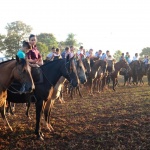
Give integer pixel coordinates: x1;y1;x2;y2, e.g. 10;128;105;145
1;0;150;57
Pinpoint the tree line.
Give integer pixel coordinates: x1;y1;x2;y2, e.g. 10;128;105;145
0;21;81;59
0;21;149;60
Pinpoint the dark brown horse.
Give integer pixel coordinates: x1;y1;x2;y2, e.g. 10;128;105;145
82;57;91;74
110;60;130;91
0;56;34;131
93;59;115;93
6;56;79;140
122;60;147;86
85;59;106;95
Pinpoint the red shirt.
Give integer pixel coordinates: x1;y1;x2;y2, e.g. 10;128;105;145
26;46;41;60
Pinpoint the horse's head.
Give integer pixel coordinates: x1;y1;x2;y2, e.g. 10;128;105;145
75;59;87;84
82;57;91;74
13;55;35;93
100;60;107;73
117;59;130;71
63;55;79;87
139;60;147;75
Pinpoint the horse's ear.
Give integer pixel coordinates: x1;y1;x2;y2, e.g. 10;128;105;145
16;55;20;62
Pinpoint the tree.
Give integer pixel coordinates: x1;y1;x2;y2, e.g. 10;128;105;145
0;34;6;51
140;47;150;57
113;50;122;61
36;42;48;59
37;33;58;52
65;33;78;47
1;21;32;57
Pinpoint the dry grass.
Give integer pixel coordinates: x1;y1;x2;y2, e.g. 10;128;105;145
0;76;150;150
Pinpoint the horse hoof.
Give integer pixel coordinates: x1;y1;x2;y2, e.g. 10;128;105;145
10;127;13;132
37;135;44;141
40;132;44;137
27;116;31;120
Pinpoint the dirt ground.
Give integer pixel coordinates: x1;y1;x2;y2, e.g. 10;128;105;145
0;76;150;150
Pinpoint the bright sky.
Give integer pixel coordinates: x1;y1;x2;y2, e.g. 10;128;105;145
1;0;150;57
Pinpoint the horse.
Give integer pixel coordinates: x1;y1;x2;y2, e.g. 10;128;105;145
93;59;115;93
110;59;130;91
85;59;107;95
68;58;87;99
147;65;150;86
27;58;87;116
121;60;146;86
0;56;34;131
6;56;79;140
82;57;91;74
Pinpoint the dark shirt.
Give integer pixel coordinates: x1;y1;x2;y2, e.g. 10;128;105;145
26;46;41;60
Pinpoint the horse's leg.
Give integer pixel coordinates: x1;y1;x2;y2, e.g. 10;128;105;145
101;76;106;91
44;99;54;132
6;102;14;115
59;91;65;103
77;86;83;98
123;75;126;86
112;78;116;91
35;99;44;140
70;87;74;100
6;101;10;114
25;101;31;119
1;103;13;131
47;100;54;131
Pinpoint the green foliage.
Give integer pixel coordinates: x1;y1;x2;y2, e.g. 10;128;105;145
6;21;32;37
0;34;6;51
113;50;122;61
140;47;150;57
37;33;58;52
36;42;48;59
0;21;32;57
4;35;20;57
65;33;78;47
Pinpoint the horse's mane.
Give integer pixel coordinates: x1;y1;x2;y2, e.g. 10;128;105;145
42;57;75;68
42;59;64;67
0;59;13;65
0;59;27;68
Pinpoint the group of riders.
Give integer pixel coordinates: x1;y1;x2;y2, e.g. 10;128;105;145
16;34;149;84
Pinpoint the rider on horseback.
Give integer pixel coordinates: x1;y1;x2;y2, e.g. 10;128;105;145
17;41;31;59
26;34;43;82
26;34;43;67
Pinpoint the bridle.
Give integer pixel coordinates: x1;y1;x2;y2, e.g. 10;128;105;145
0;61;30;94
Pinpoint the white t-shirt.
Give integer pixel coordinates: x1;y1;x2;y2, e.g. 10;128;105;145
47;52;54;58
133;56;138;61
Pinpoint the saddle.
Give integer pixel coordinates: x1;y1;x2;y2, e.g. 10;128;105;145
31;67;43;84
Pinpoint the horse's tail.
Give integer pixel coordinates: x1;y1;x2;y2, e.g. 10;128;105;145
43;87;54;123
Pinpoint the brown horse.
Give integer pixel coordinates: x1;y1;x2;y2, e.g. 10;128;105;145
110;60;130;91
121;60;146;86
93;59;115;93
0;56;34;131
82;57;91;74
85;59;106;95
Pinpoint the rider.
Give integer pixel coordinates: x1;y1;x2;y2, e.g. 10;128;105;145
70;46;75;58
132;53;139;61
95;50;102;59
125;52;129;62
26;34;43;67
17;41;31;59
101;50;110;61
119;53;125;61
61;46;70;59
77;46;85;60
53;48;62;60
46;47;56;61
